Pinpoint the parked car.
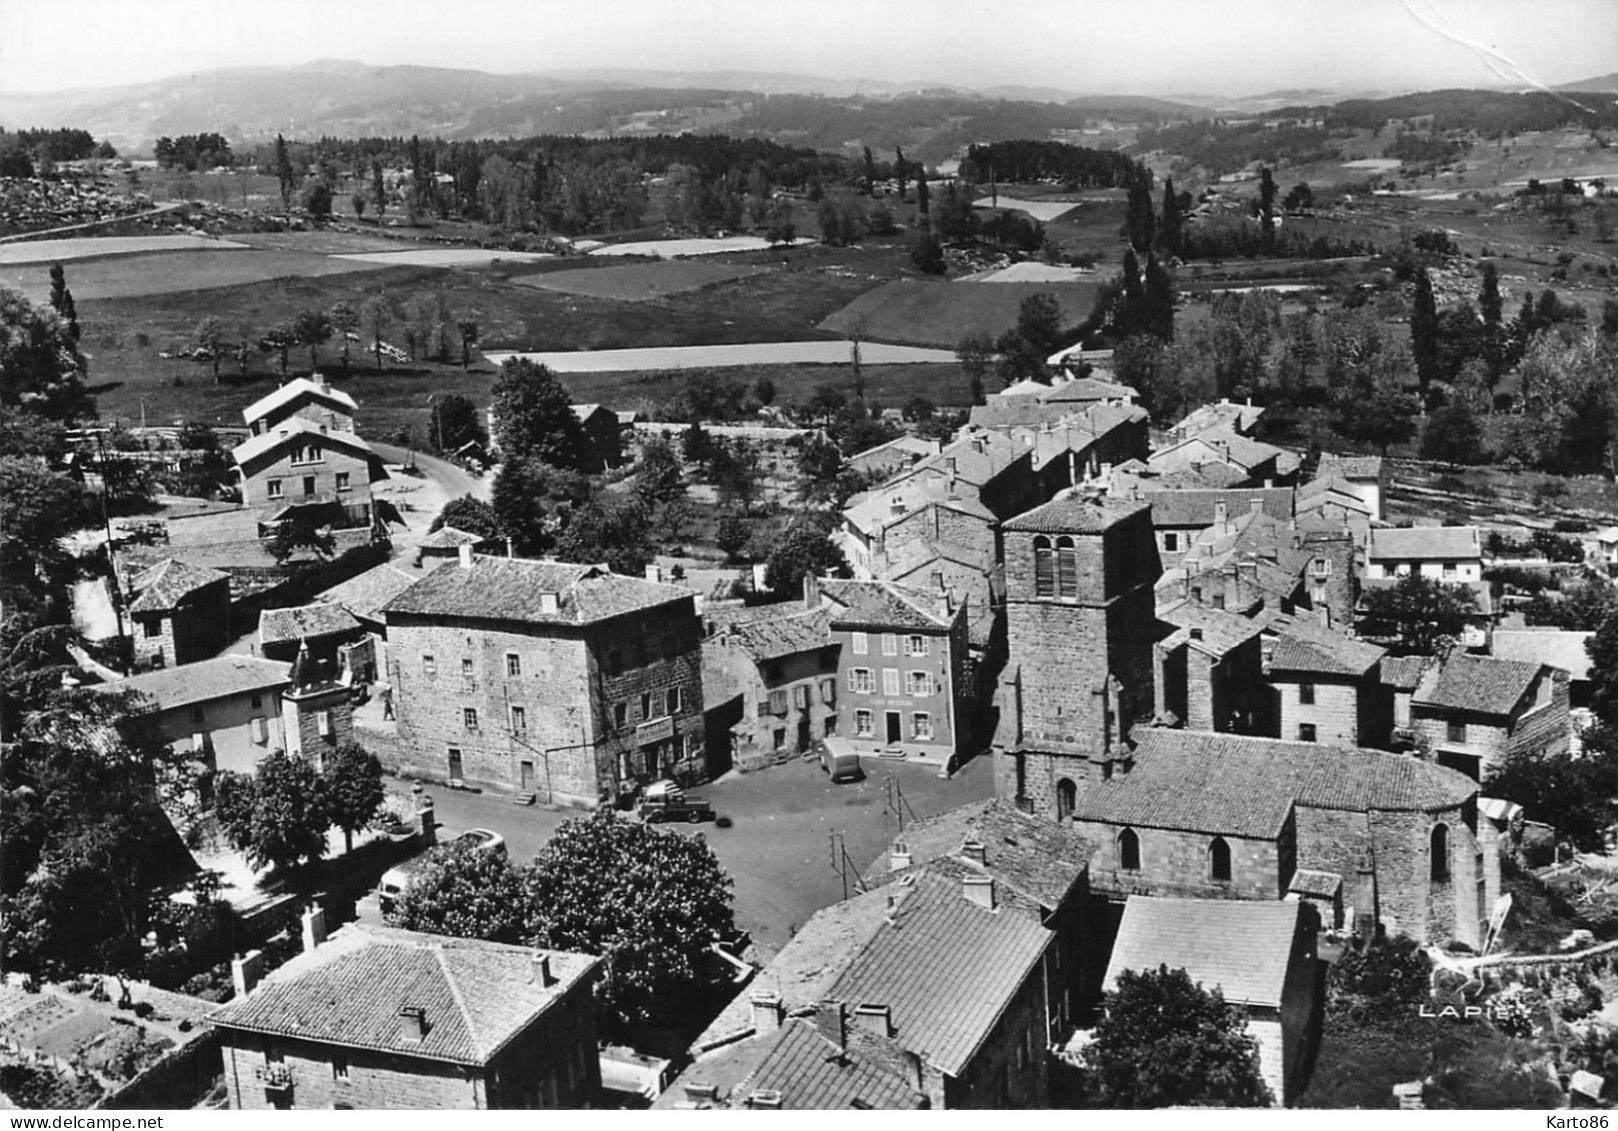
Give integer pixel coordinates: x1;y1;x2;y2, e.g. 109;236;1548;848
818;738;864;784
378;828;506;913
636;779;715;824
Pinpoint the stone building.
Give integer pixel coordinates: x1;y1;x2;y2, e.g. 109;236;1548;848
1133;488;1294;564
1410;651;1571;780
232;421;388;527
816;576;970;763
258;603;365;666
127;558;231;670
242;375;357;437
279;644;355;766
701;605;838;772
994;491;1161;821
209;923;601;1110
101;654;292;777
1153;600;1268;735
569;403;627;473
1074;728;1497;948
1266;617;1389;748
1314;453;1387;522
1366;525;1484;583
382;551;705;805
1103;897;1319;1106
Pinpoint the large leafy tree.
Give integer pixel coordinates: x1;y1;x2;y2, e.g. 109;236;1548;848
328;302;359;374
215;750;331;883
1084;964;1271;1108
430;393;487;454
552;498;655;576
1587;613;1618;725
764;513;851;597
996;292;1064;384
491;456;590;557
388;837;530;944
292;309;333;371
490;357;585;471
1411;268;1441;401
1485;730;1618;853
1;285;93;422
193;316;228;384
430;494;501;542
526;812;735;1033
322;742;384;854
1360;573;1479;654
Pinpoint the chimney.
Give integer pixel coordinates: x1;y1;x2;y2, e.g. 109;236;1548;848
889;840;912;872
645;563;663;584
505;537;515;559
1214;501;1228;525
231;949;265;997
945;457;957;474
458;543;474;569
750;992;783;1034
802;573;821;610
398;1006;428;1043
852;1004;894;1039
539;592;559;615
963;875;997;910
932;570;947;594
1190;627;1204;641
531;950;556;987
300;905;327;953
960;838;987;865
417;795;437;845
815;1000;847;1052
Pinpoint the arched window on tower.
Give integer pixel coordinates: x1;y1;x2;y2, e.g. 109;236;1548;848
1209;837;1232;883
1057;778;1076;821
1118;828;1140;872
1033;536;1055;597
1056;536;1078;598
1430;823;1450;883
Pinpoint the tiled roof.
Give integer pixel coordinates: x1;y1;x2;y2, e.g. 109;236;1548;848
1316;453;1384;480
846;435;940;465
1491;630;1593;683
208;925;599;1066
1105;896;1300;1009
827;870;1051;1077
1174;400;1265;437
819;579;957;632
1268;618;1385;677
1076;729;1477;838
1413;651;1543;716
1289;869;1344;899
1141;487;1294;528
98;654;291;713
1152;427;1279;474
417;526;485;551
230;418;378;468
1380;654;1434;691
570;402;611;422
314;562;420;625
905;430;1024;489
241;377;357;425
862;799;1093;911
1002;491;1150;534
1041;376;1138;403
734;1018;926;1110
258;603;362;646
713;608;833;664
842;478;995;536
127;559;228;614
1368;525;1481;562
1157;601;1265;657
384;555;693;626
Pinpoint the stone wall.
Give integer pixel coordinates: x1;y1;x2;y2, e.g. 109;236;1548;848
1076;822;1287;901
1275;676;1362;745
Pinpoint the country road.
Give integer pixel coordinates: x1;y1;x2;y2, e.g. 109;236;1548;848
370;442;490;551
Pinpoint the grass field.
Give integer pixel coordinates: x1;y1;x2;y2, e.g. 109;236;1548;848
5;249;389;303
510;258;771;301
820;278;1100;347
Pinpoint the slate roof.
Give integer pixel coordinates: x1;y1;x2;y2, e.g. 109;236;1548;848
1075;729;1477;838
1174;400;1265;438
315;562;419;625
1041;376;1138;403
1413;652;1544;716
862;798;1094;911
713;608;833;664
1268;618;1386;677
1491;630;1593;683
819;579;957;632
258;603;362;646
826;870;1052;1078
1002;491;1150;535
734;1018;926;1110
1289;869;1344;900
1143;487;1295;528
230;418;379;469
1157;601;1265;657
1316;453;1384;480
417;526;485;551
842;478;995;536
1368;525;1481;562
1380;654;1434;692
127;559;228;614
208;924;599;1066
1152;426;1280;474
99;654;291;713
241;377;357;426
1104;897;1301;1009
384;555;693;626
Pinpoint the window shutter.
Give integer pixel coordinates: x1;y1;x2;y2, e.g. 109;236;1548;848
1057;547;1078;597
793;684;809;709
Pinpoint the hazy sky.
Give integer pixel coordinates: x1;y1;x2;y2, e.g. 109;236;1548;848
4;0;1616;96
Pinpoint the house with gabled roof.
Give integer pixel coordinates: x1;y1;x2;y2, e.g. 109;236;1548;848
1410;650;1570;780
1171;398;1266;440
208;923;601;1110
843;434;942;479
1314;452;1386;522
127;558;231;669
1154;599;1269;735
701;604;837;772
97;653;293;776
231;419;388;528
1266;616;1390;748
1074;728;1498;947
1492;629;1594;710
242;375;357;437
414;524;495;571
1134;486;1295;562
1367;524;1483;583
381;551;706;802
1102;896;1320;1105
569;402;626;472
1149;426;1290;488
258;602;365;665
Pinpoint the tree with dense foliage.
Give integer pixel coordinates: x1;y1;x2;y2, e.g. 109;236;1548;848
321;742;384;854
430;494;501;542
215;750;330;883
46;263;78;343
358;296;392;372
911;228;946;275
1360;573;1479;653
273;134;296;210
553;498;655;576
1084;964;1271;1108
1485;728;1618;852
302;179;333;221
996;292;1064;384
328;302;359;374
633;435;685;511
1258;166;1277;251
490;357;585;471
1410;268;1441;401
456;319;480;369
716;514;752;561
526;811;735;1033
1;286;93;422
387;838;530;943
1587;613;1618;726
707;439;763;515
956;331;995;405
1125;168;1155;253
292;309;332;371
491;457;590;558
193;316;228;384
1479;260;1504;391
1420;399;1486;464
764;513;851;596
1143;253;1176;341
1158;178;1183;259
430;393;486;454
259;322;296;380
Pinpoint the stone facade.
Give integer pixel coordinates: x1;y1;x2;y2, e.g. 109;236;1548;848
704;635;840;771
387;598;705;805
1077;822;1293;903
131;574;231;670
1272;671;1388;748
157;688;285;777
281;680;354;766
832;620;968;760
936;953;1052;1109
236;435;377;523
1413;667;1571;781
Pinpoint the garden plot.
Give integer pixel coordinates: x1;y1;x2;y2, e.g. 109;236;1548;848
511;259;772;301
972;196;1081;222
2;249;387;302
821;278;1098;348
0;234;249;264
331;247;554;267
589;235;813;258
